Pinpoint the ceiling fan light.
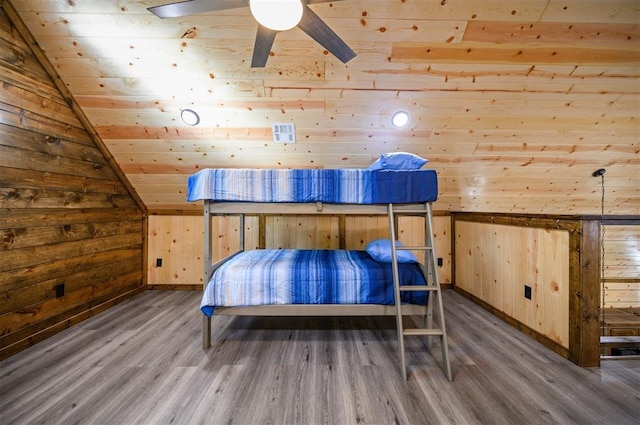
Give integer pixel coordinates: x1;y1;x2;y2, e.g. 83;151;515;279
249;0;303;31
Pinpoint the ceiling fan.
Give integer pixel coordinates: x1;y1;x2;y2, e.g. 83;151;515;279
148;0;356;67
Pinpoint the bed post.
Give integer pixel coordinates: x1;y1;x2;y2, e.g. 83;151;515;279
203;200;212;349
203;316;211;348
387;203;408;380
239;213;245;252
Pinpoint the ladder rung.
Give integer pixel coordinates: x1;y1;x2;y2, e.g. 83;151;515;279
391;209;427;215
403;328;443;337
399;285;439;292
396;246;432;251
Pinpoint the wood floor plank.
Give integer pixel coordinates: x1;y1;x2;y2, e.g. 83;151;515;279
1;289;639;425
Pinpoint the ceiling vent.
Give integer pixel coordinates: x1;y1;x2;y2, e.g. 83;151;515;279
272;122;296;143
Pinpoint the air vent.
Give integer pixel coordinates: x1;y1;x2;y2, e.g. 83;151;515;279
272;122;295;143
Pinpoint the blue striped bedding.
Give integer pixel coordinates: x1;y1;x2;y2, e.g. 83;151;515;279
187;168;438;203
201;249;428;317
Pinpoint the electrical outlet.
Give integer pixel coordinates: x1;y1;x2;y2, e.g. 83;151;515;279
437;257;443;267
156;258;163;267
55;283;65;298
524;285;532;300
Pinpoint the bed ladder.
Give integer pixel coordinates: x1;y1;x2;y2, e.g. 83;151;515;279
388;202;452;382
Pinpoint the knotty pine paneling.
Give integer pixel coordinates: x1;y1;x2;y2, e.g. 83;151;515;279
455;220;570;348
147;215;260;286
147;214;452;286
266;215;340;250
0;5;145;360
391;43;639;65
463;21;639;46
343;215;390;250
147;215;204;286
7;0;638;215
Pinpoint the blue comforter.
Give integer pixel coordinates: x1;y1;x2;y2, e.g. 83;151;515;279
187;168;438;204
201;249;428;317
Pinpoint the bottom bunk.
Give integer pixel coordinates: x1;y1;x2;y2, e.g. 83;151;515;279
200;248;434;343
200;249;429;317
200;246;452;381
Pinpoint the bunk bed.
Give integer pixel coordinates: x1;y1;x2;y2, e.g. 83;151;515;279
187;161;452;380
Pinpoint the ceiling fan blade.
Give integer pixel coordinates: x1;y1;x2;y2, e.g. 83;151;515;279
148;0;248;18
251;24;278;68
297;4;356;63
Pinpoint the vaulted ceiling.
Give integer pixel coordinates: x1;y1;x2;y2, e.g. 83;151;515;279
8;0;640;214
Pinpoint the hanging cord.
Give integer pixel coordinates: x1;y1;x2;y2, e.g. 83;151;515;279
592;168;606;336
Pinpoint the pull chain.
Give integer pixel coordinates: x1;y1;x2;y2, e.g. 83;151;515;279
600;173;606;334
592;169;606;338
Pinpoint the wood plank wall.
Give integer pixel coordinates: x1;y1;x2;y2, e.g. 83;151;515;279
454;220;570;349
0;6;145;360
147;214;452;287
8;0;639;214
603;223;640;309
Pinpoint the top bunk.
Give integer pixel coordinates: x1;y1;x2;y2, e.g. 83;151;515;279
187;152;437;214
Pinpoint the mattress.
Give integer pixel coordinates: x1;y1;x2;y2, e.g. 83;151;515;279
187;168;438;204
201;249;429;317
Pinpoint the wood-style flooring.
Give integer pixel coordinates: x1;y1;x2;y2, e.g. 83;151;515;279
1;290;639;425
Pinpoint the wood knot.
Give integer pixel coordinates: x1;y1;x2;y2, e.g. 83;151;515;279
2;232;15;246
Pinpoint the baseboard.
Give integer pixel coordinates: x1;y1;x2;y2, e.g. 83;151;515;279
147;284;203;291
453;286;570;360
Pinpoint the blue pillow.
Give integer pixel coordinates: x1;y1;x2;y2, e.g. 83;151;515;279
365;239;418;263
368;152;428;170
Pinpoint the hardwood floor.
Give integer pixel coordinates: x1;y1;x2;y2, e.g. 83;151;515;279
1;290;638;425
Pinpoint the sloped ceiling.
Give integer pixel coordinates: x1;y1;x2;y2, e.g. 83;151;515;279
8;0;640;214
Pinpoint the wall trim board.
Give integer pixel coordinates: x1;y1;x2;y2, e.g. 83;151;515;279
571;219;601;366
149;210;204;216
603;278;639;284
147;284;203;291
453;212;639;224
452;212;582;231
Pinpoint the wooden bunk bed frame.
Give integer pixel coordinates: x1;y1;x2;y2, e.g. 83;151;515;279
201;200;452;381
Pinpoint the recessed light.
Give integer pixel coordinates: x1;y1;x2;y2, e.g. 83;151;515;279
391;111;409;127
181;109;200;126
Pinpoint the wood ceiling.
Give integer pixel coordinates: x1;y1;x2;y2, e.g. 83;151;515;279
8;0;640;214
